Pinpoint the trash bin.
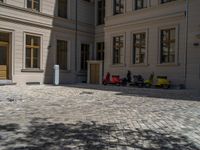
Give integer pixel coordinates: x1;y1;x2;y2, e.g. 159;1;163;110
54;65;59;85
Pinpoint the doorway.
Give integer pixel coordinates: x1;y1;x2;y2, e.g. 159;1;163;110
90;64;100;84
0;32;9;80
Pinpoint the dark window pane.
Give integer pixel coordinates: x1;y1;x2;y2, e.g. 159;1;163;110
81;44;90;70
57;40;68;70
160;28;176;63
113;36;123;64
133;33;146;64
58;0;68;18
25;35;40;68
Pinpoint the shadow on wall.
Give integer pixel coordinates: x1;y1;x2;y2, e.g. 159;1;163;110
0;118;199;150
44;0;77;84
43;0;57;84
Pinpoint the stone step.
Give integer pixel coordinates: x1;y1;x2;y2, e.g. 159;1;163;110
0;80;16;86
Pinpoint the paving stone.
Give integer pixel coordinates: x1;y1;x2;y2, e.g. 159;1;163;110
0;84;199;150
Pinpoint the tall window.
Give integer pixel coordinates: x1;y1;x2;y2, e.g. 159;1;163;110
58;0;68;18
113;36;123;64
97;0;105;25
57;40;68;70
96;42;104;61
133;33;146;64
113;0;124;15
135;0;147;10
81;44;90;71
161;0;176;4
160;28;176;63
27;0;40;11
25;35;40;69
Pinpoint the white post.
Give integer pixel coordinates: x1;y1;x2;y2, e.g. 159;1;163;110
54;65;59;85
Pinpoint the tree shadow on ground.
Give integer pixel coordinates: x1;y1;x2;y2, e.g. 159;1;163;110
60;84;200;102
0;118;199;150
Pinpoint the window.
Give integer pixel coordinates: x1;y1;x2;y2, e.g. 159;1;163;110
57;40;68;70
27;0;40;11
25;35;40;69
97;0;105;25
96;42;104;60
113;36;123;64
113;0;124;15
135;0;147;10
160;28;176;63
133;33;146;64
81;44;90;71
58;0;68;18
161;0;176;4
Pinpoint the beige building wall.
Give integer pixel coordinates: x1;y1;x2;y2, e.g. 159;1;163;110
186;0;200;91
104;0;190;87
0;0;199;90
0;0;95;84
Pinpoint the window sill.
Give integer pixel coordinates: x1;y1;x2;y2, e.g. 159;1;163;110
21;69;44;73
129;63;149;67
111;64;125;68
156;63;179;67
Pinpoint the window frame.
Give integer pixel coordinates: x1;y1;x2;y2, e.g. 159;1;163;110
160;0;176;4
80;43;90;71
56;40;68;71
111;34;125;65
97;0;105;25
24;33;42;70
96;42;104;61
135;0;148;10
158;25;179;65
113;0;125;15
57;0;69;19
132;32;146;65
26;0;41;12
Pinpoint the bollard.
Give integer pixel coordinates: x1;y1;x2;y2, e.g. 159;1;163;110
54;65;59;85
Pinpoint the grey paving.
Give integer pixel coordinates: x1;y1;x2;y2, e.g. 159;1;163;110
0;84;200;150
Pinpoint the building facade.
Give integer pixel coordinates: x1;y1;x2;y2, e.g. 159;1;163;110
103;0;200;90
0;0;95;84
0;0;200;90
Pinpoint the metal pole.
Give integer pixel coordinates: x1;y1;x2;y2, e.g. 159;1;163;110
75;0;78;72
184;0;189;88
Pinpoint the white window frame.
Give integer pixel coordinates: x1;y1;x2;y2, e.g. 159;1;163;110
157;24;179;66
130;29;149;67
23;32;43;70
24;0;42;12
112;0;126;15
111;32;126;66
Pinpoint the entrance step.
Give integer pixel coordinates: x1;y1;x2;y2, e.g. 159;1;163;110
0;80;16;86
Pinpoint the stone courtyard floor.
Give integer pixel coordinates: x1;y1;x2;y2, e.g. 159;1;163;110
0;84;200;150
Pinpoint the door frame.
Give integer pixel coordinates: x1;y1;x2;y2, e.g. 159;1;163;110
87;60;103;84
0;42;9;79
0;30;13;80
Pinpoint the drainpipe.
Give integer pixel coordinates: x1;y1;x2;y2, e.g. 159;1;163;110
184;0;189;88
75;0;78;72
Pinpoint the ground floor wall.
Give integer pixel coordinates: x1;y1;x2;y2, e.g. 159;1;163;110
104;15;188;87
185;0;200;91
0;20;94;84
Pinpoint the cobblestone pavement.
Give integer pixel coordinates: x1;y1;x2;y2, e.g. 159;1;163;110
0;84;200;150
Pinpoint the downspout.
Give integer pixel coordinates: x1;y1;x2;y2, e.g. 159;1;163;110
75;0;78;73
184;0;189;87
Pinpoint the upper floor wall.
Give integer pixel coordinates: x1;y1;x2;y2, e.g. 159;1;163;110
105;0;186;27
0;0;95;25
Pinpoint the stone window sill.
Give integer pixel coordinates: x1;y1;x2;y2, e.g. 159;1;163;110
21;69;44;73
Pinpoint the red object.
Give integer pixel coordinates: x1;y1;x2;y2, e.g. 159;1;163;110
103;73;122;85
